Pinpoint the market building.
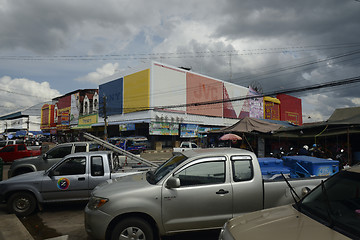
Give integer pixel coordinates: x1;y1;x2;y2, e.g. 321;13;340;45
40;89;99;142
31;61;302;149
91;61;302;149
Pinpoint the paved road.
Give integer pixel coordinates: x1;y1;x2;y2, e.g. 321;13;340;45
0;152;220;240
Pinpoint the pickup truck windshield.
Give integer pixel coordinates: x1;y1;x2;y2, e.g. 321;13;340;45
147;154;188;184
299;171;360;238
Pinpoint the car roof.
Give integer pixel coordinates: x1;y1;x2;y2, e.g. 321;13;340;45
67;151;112;157
181;148;255;158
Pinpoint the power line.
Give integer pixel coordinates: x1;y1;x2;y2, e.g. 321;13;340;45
1;43;360;61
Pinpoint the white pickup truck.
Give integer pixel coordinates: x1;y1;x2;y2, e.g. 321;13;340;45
84;148;330;240
0;151;152;216
173;141;199;152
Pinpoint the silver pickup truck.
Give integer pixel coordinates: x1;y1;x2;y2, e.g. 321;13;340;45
0;151;147;216
84;148;328;240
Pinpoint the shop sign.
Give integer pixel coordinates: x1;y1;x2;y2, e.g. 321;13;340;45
149;122;179;136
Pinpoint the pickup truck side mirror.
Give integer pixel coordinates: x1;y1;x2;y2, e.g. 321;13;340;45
166;177;180;189
301;187;311;197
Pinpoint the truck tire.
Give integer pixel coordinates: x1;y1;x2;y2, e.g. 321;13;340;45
111;217;154;240
7;192;37;217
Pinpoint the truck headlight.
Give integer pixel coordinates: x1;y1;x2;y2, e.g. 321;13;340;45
87;196;109;210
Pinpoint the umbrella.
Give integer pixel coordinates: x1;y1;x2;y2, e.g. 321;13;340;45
220;133;242;141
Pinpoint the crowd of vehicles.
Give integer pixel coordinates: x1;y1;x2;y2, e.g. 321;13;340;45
0;133;355;239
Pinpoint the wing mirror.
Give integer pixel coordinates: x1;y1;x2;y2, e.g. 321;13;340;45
301;187;311;197
166;177;180;189
43;153;48;160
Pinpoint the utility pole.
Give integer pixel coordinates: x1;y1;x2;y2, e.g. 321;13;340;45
26;116;30;140
103;95;108;141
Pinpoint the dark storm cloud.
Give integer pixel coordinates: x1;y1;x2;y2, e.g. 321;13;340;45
0;0;360;121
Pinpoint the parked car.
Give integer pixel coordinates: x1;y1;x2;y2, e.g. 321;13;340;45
0;151;150;216
173;141;199;152
7;142;100;178
0;144;41;163
84;148;328;240
109;136;149;154
218;164;360;240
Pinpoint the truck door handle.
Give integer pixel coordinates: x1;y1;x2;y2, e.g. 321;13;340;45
216;189;229;195
78;177;85;181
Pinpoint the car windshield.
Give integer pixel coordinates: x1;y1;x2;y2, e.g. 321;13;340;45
146;154;188;184
299;170;360;238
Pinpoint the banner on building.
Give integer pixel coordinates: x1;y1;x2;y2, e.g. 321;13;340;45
149;122;179;135
180;124;198;138
119;123;135;131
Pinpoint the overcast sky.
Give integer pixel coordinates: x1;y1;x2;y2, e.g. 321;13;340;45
1;0;360;122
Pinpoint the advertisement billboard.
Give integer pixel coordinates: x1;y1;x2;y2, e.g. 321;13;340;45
264;97;280;120
223;82;249;118
248;87;263;119
152;63;187;112
149;122;179;135
186;72;223;117
57;95;71;130
180;124;198;138
70;93;80;125
277;94;302;125
124;69;150;113
99;78;123;117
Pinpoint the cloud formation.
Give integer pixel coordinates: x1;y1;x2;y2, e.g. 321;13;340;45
0;0;359;122
0;76;60;115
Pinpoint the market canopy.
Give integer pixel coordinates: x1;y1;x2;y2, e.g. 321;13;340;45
215;117;285;134
273;106;360;138
326;106;360;125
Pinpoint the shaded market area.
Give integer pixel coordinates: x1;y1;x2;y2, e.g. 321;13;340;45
210;107;360;167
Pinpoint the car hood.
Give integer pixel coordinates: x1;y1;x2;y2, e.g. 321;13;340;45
92;171;151;197
12;155;42;163
2;170;46;184
226;205;349;240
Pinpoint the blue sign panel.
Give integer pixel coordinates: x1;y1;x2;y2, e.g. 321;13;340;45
99;78;123;117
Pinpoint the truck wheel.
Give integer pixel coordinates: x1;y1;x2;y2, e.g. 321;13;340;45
111;217;154;240
7;192;37;217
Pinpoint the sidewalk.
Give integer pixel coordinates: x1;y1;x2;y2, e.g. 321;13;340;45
0;164;34;240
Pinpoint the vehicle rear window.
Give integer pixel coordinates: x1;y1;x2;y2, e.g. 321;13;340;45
91;156;104;176
231;156;253;182
75;145;87;153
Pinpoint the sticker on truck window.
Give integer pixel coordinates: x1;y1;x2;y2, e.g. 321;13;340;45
57;178;70;190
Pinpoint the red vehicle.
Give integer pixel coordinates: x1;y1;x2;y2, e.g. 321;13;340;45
0;144;42;163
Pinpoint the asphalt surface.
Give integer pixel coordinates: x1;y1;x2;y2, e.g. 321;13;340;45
0;151;220;240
